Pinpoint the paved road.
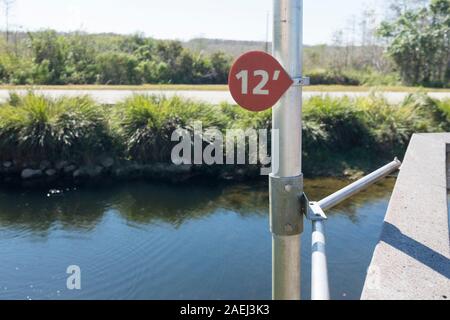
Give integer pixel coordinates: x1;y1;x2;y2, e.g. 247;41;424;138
0;89;449;105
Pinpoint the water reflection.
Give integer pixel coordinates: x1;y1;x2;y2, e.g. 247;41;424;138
0;178;396;300
0;179;394;233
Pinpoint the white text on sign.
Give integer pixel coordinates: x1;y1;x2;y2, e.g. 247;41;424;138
235;70;282;96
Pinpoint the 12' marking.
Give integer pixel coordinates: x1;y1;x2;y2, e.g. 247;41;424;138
236;70;282;95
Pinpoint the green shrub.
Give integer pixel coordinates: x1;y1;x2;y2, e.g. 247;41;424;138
436;99;450;121
303;96;371;151
344;70;401;86
356;95;416;154
306;69;361;86
113;95;227;162
0;93;112;163
53;96;113;161
0;104;23;161
1;92;449;177
400;93;450;132
95;52;142;85
305;69;402;86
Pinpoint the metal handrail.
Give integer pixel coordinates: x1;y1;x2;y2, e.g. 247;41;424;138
319;159;402;211
309;158;402;300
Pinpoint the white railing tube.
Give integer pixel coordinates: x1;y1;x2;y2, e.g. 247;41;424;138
318;159;402;211
311;220;330;300
310;158;402;300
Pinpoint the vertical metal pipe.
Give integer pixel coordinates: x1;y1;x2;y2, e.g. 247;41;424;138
272;0;303;177
311;220;330;300
273;234;301;300
271;0;303;300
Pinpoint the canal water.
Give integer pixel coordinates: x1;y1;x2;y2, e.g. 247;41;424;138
0;178;395;300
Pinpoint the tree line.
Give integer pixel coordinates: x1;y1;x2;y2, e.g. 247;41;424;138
378;0;450;87
322;0;449;88
0;31;231;85
0;0;448;87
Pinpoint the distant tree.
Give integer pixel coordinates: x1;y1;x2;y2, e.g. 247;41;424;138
173;50;195;83
377;0;450;86
156;41;184;68
28;30;68;84
95;52;141;85
209;52;231;84
64;33;98;84
119;33;147;54
387;0;429;17
190;53;211;84
330;30;346;72
0;31;252;86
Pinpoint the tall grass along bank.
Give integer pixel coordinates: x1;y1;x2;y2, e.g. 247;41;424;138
0;92;448;186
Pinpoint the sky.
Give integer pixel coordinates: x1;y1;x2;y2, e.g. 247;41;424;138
3;0;389;45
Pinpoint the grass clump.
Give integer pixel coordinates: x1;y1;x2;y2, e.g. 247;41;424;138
303;96;371;151
0;93;112;164
358;93;449;155
112;95;227;163
0;91;448;178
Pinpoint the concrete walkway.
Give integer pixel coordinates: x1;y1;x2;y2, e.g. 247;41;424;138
362;133;450;300
0;89;449;105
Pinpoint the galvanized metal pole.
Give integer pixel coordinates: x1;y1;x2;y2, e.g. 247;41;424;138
270;0;304;300
311;220;330;300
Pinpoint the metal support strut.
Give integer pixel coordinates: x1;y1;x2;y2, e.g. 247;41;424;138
303;158;402;300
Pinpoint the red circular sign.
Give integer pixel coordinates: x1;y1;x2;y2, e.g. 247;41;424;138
228;51;293;112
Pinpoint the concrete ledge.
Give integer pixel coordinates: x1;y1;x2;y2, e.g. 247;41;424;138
362;133;450;300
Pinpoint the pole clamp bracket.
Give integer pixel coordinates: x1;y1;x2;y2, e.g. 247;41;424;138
292;77;310;86
301;193;328;221
269;174;304;236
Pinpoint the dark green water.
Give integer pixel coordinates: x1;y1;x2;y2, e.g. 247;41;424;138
0;178;395;300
